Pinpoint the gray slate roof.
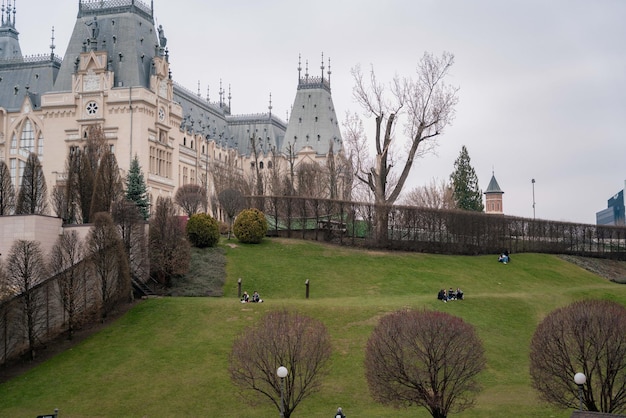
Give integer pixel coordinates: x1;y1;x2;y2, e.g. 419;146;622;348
53;0;159;92
485;173;504;194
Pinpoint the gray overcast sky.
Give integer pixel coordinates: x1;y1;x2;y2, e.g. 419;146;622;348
17;0;626;224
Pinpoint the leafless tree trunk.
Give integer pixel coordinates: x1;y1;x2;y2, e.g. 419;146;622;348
86;212;129;319
229;309;332;418
249;134;264;197
6;240;48;360
365;309;485;418
351;52;458;242
530;299;626;413
49;231;85;339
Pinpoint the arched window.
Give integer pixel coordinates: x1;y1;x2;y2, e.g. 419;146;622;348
259;161;264;169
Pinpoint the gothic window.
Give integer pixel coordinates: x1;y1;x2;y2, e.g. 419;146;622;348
9;158;26;187
268;161;273;169
21;119;35;154
259;162;264;169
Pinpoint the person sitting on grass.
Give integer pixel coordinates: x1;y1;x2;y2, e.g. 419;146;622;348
456;287;464;300
437;289;447;303
241;291;249;303
251;290;263;303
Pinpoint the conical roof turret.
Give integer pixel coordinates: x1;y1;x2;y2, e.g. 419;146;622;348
485;173;504;194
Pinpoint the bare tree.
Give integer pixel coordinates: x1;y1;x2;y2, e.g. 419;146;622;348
16;153;48;215
76;125;108;223
89;150;123;220
0;160;16;215
229;309;332;418
249;134;264;196
265;146;286;196
86;212;129;318
49;231;85;340
352;52;459;242
174;184;207;218
402;178;455;209
285;140;297;196
149;196;190;287
296;161;326;198
217;188;245;239
112;199;148;291
342;111;371;202
530;299;626;413
6;240;48;360
365;309;485;418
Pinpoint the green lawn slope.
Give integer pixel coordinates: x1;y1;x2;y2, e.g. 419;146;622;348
1;238;625;417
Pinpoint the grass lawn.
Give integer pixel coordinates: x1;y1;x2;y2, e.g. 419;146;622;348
1;238;625;417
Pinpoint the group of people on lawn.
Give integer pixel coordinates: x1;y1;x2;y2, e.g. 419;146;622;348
437;287;464;302
240;290;263;303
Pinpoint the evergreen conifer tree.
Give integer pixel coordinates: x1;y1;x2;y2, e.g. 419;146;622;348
449;145;484;212
126;155;150;220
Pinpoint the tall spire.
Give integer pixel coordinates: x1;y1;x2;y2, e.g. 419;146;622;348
268;92;272;117
50;26;56;58
0;0;22;60
297;53;302;83
1;0;17;28
327;56;332;87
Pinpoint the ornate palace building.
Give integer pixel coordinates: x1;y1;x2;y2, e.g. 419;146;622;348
0;0;348;218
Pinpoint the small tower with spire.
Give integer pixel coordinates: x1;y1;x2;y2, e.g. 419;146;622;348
0;0;23;60
484;171;504;214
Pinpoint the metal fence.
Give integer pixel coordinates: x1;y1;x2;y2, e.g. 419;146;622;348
249;196;626;259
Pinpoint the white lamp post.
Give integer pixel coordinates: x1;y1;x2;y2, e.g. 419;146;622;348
574;372;586;411
277;366;288;417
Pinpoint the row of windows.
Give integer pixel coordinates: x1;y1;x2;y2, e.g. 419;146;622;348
250;161;273;169
181;166;196;185
149;146;172;178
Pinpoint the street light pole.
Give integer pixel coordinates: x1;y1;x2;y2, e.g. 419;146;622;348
277;366;288;417
531;179;535;219
574;372;586;411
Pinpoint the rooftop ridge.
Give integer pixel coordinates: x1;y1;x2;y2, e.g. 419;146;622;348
173;81;230;115
0;53;62;65
78;0;153;20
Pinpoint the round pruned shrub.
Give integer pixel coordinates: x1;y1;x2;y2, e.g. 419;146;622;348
186;213;220;248
233;208;268;244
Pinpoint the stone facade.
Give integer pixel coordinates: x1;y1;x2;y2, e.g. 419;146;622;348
0;0;349;222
